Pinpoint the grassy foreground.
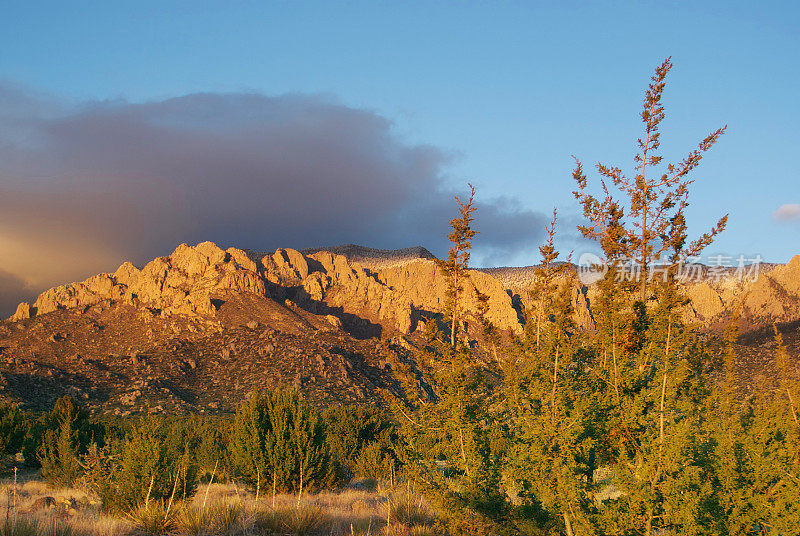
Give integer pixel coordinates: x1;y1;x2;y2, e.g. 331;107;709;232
1;476;436;536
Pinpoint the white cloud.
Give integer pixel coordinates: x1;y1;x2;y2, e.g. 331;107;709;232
773;204;800;222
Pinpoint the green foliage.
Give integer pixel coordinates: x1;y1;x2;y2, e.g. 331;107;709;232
391;185;513;535
112;416;198;510
323;405;398;481
230;390;330;495
37;397;94;488
0;398;26;472
190;415;232;480
79;442;116;508
435;183;478;347
394;322;509;533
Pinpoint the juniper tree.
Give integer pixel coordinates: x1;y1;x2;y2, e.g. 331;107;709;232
392;333;509;535
567;59;730;536
706;325;800;534
389;187;511;535
0;399;25;462
572;57;727;303
526;209;571;352
437;184;478;347
230;390;330;497
37;396;94;487
506;215;596;536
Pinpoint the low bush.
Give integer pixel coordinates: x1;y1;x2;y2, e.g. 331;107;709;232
388;494;435;527
112;417;198;510
323;406;398;483
230;390;330;495
179;502;248;536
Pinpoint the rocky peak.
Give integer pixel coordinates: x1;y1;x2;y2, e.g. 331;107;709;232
9;241;523;338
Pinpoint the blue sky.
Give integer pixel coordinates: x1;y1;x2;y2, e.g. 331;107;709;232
0;1;798;312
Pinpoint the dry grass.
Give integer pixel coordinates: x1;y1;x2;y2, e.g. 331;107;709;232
0;477;435;536
387;493;434;527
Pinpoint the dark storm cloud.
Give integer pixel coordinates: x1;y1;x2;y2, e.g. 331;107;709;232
0;269;33;318
0;86;544;315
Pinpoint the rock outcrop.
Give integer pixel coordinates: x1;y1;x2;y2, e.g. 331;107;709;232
9;242;523;337
682;255;800;327
487;256;800;332
378;260;522;334
12;241;798;338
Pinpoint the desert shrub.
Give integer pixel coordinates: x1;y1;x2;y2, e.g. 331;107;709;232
0;398;26;473
323;406;398;482
230;390;330;495
112;417;198;510
179;502;249;536
0;399;26;455
178;504;216;536
126;500;180;535
36;397;97;487
38;417;82;488
388;494;435;527
80;442;117;508
189;415;232;481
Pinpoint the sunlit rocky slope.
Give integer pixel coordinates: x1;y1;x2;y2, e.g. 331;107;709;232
1;241;798;413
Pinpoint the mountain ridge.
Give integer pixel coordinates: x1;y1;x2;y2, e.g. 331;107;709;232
1;241;799;414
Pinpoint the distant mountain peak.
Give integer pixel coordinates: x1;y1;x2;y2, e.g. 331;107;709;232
300;244;436;269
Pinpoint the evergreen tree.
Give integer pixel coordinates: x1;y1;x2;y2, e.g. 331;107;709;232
113;417;198;509
572;57;727;302
506;215;596;536
707;324;800;534
391;188;510;535
436;184;478;347
230;390;330;497
37;396;93;487
0;399;25;462
564;58;729;535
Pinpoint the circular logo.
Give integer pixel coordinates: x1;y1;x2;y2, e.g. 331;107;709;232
577;252;607;285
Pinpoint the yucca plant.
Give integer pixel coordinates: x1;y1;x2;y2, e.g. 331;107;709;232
180;502;249;536
178;505;215;536
383;524;439;536
211;502;247;535
125;500;179;535
255;503;327;536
